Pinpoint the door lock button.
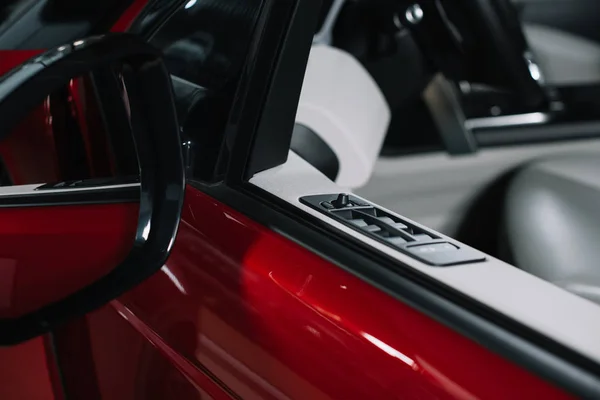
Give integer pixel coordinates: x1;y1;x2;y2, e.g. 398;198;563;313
331;194;350;208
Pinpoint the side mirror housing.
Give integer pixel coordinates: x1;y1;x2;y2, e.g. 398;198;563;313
0;34;185;344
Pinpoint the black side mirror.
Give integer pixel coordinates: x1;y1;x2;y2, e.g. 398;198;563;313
0;33;184;345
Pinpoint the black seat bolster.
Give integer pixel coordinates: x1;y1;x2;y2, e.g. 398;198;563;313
290;123;340;181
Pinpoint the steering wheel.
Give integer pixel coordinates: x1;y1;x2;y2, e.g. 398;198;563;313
399;0;547;108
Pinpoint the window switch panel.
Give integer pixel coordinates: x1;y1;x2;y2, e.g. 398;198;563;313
300;193;486;266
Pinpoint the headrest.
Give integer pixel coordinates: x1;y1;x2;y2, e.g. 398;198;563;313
293;45;391;188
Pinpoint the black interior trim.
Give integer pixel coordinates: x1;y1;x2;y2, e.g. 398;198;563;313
127;0;187;38
424;74;478;154
475;121;600;147
290;124;339;181
243;0;321;178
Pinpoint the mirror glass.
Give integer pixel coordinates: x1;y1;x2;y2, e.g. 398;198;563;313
0;62;141;319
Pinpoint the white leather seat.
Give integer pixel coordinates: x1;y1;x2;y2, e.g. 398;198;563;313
292;45;391;188
504;154;600;305
525;24;600;86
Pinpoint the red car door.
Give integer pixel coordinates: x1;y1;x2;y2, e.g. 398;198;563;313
0;1;599;399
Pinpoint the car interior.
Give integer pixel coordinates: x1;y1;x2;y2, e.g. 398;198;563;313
281;0;600;309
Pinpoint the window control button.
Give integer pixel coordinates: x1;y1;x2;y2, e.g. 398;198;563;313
378;216;395;224
299;194;486;267
407;242;485;266
410;243;457;253
413;233;433;241
351;219;368;228
388;237;407;246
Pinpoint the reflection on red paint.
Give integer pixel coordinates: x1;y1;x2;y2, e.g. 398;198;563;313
361;332;417;370
0;337;58;400
96;186;572;400
162;266;187;295
0;202;139;318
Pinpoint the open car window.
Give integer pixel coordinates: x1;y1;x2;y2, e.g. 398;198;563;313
147;0;265;182
149;0;262;91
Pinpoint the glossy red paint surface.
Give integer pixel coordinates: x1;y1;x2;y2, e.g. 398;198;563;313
0;336;59;400
0;52;56;185
0;100;59;185
0;202;139;318
81;302;220;399
69;77;116;178
81;186;571;399
111;0;149;33
0;50;44;76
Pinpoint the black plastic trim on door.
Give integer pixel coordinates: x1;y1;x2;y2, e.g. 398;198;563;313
291;124;340;181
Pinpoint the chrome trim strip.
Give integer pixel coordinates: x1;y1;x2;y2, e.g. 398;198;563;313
465;112;551;130
0;183;140;197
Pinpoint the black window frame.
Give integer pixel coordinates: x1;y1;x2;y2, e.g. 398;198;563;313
0;0;135;49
